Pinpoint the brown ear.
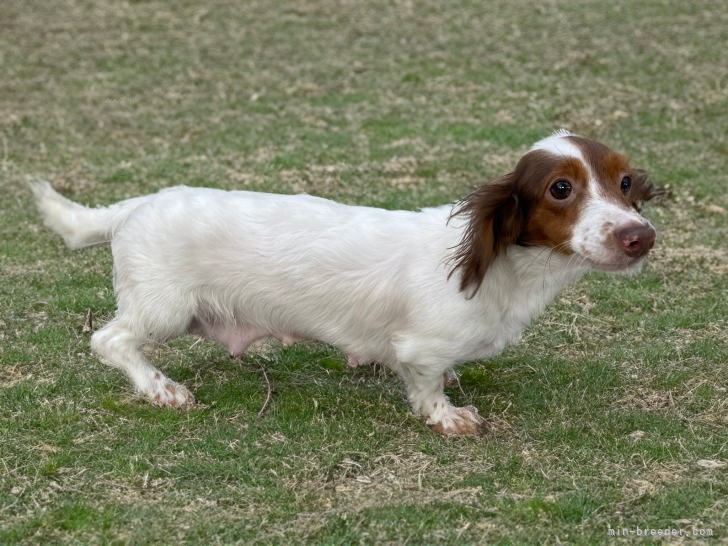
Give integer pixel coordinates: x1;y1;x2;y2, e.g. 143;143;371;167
632;169;656;206
448;173;524;297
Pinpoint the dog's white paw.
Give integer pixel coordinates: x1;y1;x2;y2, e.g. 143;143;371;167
142;374;194;408
426;405;487;436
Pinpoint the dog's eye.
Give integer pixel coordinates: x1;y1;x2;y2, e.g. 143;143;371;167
621;176;631;195
549;180;572;200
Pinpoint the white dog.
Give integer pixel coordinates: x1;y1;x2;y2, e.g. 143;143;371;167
31;131;655;436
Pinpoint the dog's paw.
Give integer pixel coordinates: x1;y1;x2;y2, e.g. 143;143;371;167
143;375;194;408
426;405;488;436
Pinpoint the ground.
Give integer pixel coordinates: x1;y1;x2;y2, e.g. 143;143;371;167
1;0;728;544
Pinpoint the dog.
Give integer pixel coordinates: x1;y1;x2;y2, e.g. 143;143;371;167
30;130;655;436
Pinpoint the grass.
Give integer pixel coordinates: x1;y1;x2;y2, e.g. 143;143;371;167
1;0;728;544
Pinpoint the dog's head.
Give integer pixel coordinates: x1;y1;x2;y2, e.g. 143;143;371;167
449;130;656;295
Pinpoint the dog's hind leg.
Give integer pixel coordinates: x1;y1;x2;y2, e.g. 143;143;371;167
90;319;193;407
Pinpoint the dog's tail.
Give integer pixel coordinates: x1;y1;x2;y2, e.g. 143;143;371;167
29;180;153;248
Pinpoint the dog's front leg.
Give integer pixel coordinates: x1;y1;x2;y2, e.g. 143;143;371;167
400;362;487;436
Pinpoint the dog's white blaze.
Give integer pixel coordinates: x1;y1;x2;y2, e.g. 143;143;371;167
530;130;584;164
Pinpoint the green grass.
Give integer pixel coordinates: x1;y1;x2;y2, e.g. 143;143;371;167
2;0;728;544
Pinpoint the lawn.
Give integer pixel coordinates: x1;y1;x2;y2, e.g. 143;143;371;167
1;0;728;544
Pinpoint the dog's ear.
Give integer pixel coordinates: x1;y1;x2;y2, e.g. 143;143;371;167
448;173;524;298
631;169;655;211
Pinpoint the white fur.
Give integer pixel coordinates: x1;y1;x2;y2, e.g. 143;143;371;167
571;198;654;271
530;129;584;162
28;139;649;434
29;181;156;249
569;154;655;271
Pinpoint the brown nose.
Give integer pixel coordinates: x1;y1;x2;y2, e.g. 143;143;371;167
614;224;656;258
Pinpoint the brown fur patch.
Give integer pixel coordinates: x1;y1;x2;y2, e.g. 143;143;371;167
631;169;656;208
567;136;655;210
525;157;589;250
448;150;561;295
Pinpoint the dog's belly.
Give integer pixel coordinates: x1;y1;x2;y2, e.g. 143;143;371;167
188;318;376;369
187;319;305;356
187;319;267;356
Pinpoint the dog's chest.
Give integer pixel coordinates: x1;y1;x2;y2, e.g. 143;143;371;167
465;310;535;361
457;276;565;361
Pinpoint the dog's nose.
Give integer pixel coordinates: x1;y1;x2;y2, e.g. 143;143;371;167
614;224;656;258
